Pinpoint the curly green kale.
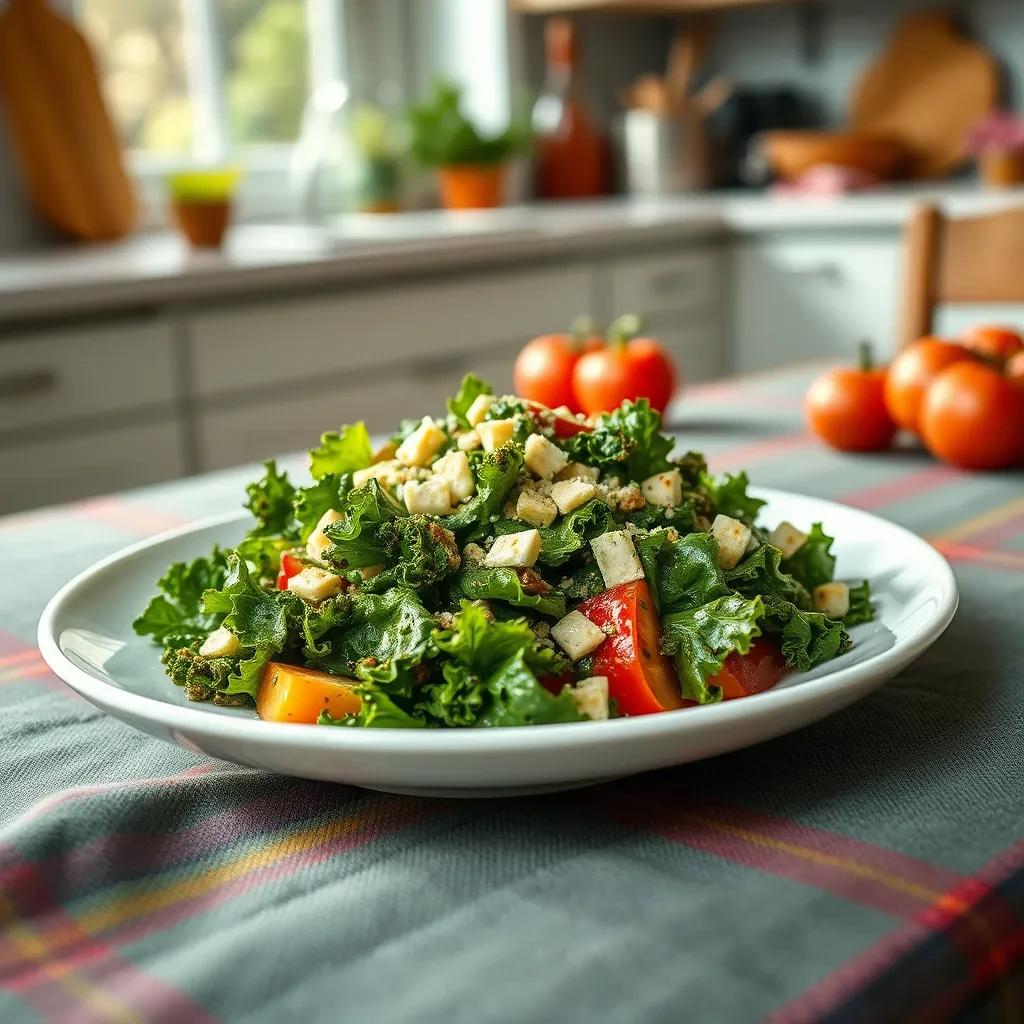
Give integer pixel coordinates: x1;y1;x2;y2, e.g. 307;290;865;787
160;645;249;706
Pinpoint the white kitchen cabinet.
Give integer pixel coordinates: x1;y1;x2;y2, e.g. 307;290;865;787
607;248;722;320
0;417;186;514
187;265;592;401
0;320;177;434
645;318;728;385
731;235;901;372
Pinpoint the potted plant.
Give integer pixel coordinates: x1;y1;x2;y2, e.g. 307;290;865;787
166;169;242;248
407;80;529;210
967;111;1024;189
348;102;404;213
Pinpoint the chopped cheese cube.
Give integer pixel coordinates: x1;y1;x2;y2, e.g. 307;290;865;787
551;611;606;661
477;418;516;452
550;479;597;515
813;581;850;619
403;478;455;516
516;490;558;528
769;521;808;559
395;416;446;467
372;441;397;463
199;625;240;659
571;675;610;720
525;433;569;479
484;529;541;568
590;530;645;589
457;430;482;451
555;461;600;483
352;459;405;489
432;450;475;503
710;514;751;570
306;508;343;561
641;469;682;508
287;567;344;603
466;393;495;426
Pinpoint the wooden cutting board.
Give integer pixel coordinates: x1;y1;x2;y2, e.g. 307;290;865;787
851;11;997;179
0;0;136;241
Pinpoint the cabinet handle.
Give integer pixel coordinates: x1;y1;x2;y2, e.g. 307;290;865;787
0;368;58;399
781;263;843;281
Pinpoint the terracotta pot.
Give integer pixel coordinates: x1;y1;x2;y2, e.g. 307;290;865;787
437;164;505;210
172;198;232;248
979;150;1024;189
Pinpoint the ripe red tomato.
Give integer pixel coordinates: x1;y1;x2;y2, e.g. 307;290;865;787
572;315;676;416
962;325;1024;362
884;337;971;433
514;319;603;413
577;579;684;716
919;361;1024;470
275;552;304;590
709;637;786;700
805;345;896;452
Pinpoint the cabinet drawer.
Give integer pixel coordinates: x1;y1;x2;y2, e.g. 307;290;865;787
196;342;523;470
0;417;187;515
732;237;900;373
0;321;177;434
608;250;720;319
188;265;592;400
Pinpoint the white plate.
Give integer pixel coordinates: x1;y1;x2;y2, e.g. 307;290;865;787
38;489;957;797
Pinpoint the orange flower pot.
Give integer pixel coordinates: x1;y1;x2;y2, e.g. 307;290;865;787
438;164;505;210
172;198;233;248
979;150;1024;189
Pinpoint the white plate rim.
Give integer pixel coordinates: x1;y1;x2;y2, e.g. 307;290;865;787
37;488;959;755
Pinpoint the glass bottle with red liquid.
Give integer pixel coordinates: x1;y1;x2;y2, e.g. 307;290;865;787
532;17;609;200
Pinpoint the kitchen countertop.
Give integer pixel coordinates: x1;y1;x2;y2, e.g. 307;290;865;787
2;185;1023;323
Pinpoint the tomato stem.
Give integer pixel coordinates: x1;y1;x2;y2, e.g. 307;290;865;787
857;340;874;372
608;313;642;350
567;315;595;353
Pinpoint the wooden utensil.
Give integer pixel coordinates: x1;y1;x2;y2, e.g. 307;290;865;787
763;131;911;181
850;11;997;179
0;0;136;241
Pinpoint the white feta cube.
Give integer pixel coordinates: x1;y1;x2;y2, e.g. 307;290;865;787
571;675;610;720
551;611;607;661
432;450;475;503
550;479;597;515
457;430;482;451
306;508;343;561
402;478;455;516
555;461;600;483
769;521;808;559
466;393;495;426
352;459;405;489
484;529;541;568
710;514;752;570
516;490;558;528
199;625;240;659
395;416;446;467
813;581;850;619
524;433;569;479
287;567;344;603
641;469;682;508
372;441;397;463
477;418;516;452
590;530;645;589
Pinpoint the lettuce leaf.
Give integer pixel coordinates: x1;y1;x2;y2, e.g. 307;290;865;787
132;547;229;645
562;399;674;482
777;606;850;672
450;564;566;618
494;498;616;567
441;441;523;535
308;422;373;480
323;480;407;569
844;580;875;626
782;523;836;591
362;517;462;591
701;471;766;523
294;475;344;542
652;533;728;616
447;373;493;428
726;543;811;610
200;554;296;699
661;594;764;704
472;651;584;726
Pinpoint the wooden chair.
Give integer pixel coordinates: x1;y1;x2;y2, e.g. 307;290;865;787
900;203;1024;348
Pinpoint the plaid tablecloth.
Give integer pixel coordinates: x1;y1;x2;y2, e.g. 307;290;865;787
2;363;1023;1024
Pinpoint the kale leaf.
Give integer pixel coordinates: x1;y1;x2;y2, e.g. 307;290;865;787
701;471;766;523
133;547;230;645
563;399;674;482
308;422;373;480
782;522;836;591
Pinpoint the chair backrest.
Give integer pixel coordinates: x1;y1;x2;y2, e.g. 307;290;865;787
900;203;1024;347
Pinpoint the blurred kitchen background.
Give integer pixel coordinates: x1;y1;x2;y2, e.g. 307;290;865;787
1;0;1023;514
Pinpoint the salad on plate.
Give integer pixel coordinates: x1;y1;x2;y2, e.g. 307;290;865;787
135;376;873;728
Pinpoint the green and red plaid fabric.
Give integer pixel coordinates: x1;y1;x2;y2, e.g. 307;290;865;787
2;363;1022;1023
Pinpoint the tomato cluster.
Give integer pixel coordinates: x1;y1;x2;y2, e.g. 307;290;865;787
806;327;1024;471
513;315;676;417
